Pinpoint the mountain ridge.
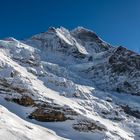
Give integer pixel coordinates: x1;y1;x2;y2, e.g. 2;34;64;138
0;26;140;140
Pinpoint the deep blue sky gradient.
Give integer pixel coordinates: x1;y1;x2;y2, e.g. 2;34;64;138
0;0;140;52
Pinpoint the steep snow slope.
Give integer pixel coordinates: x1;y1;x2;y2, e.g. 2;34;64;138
26;27;140;95
0;105;65;140
0;27;140;140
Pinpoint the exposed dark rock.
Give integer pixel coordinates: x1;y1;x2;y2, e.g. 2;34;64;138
28;107;66;122
88;56;93;61
101;111;110;115
6;96;35;107
0;78;29;94
63;108;78;116
28;102;78;122
10;70;20;77
121;105;140;119
25;125;33;130
73;120;106;132
105;97;112;102
115;46;127;54
48;27;56;32
71;49;86;59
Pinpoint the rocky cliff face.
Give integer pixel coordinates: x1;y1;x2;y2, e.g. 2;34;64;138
0;27;140;140
86;46;140;95
26;27;140;96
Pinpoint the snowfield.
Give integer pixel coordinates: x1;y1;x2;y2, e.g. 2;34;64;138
0;105;66;140
0;27;140;140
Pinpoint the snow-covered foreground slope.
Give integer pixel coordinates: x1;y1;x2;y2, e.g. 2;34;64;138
0;105;65;140
0;27;140;140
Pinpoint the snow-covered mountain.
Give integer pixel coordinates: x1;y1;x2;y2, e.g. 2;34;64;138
0;27;140;140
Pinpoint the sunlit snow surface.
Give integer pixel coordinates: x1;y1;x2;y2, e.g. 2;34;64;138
0;27;140;140
0;104;66;140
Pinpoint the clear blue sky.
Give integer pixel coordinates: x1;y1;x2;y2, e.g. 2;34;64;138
0;0;140;53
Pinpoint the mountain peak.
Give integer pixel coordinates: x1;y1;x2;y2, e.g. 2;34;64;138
72;26;95;33
27;26;111;59
0;26;140;140
48;26;69;33
71;26;98;38
4;37;18;42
